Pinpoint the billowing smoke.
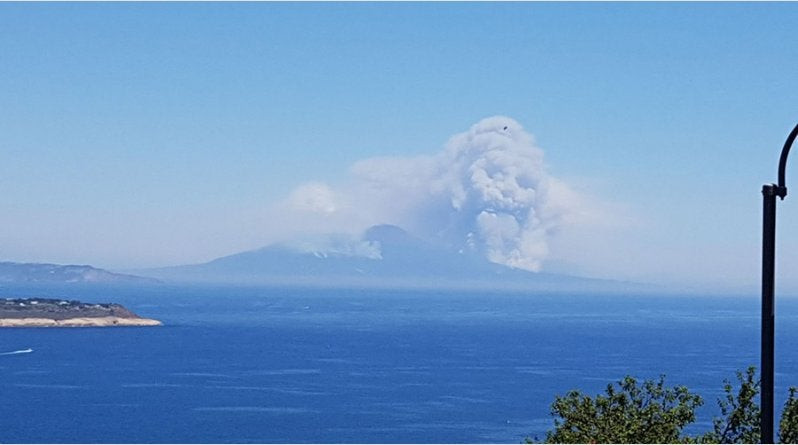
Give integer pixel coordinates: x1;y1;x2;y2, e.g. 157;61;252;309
275;116;583;272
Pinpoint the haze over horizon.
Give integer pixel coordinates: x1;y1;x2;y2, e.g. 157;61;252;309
3;3;798;291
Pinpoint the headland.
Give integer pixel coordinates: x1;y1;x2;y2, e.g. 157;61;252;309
0;298;162;327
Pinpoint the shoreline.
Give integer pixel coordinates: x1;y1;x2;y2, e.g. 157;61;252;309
0;316;162;328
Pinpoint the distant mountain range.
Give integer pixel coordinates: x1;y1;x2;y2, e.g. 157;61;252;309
143;224;645;292
0;225;650;292
0;262;157;284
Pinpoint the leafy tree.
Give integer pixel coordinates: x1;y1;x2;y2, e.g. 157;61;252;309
535;368;798;444
780;387;798;444
543;375;703;443
697;366;761;444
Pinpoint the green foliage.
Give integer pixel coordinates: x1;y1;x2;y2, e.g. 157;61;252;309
535;368;798;443
697;366;761;444
543;375;703;444
780;387;798;444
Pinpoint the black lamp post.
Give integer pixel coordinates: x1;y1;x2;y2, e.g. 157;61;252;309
761;123;798;443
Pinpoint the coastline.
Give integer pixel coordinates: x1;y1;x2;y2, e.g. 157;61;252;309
0;316;162;328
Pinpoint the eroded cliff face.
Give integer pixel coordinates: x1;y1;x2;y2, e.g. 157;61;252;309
0;316;162;327
0;298;162;327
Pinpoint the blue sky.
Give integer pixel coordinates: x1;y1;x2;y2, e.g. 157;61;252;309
2;2;798;291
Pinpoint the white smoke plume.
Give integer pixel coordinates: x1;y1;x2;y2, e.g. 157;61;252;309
287;233;383;260
273;116;592;272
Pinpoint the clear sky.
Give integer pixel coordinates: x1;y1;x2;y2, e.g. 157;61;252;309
2;2;798;291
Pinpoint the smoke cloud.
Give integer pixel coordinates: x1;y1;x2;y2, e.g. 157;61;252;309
274;116;600;272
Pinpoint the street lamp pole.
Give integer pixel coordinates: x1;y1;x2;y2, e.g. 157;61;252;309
761;123;798;444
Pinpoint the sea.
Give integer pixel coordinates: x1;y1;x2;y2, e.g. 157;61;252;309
1;284;797;443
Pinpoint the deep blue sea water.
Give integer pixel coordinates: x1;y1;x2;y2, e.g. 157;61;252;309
1;284;798;443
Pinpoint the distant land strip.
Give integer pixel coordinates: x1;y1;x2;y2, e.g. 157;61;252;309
0;298;162;328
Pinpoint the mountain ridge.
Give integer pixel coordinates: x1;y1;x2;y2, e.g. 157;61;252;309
143;224;647;292
0;261;159;284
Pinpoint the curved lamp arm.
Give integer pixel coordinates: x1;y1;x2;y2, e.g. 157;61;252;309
776;123;798;199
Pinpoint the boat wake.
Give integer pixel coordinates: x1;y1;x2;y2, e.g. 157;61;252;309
0;348;33;356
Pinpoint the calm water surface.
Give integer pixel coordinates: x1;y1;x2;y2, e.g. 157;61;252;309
0;284;796;443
